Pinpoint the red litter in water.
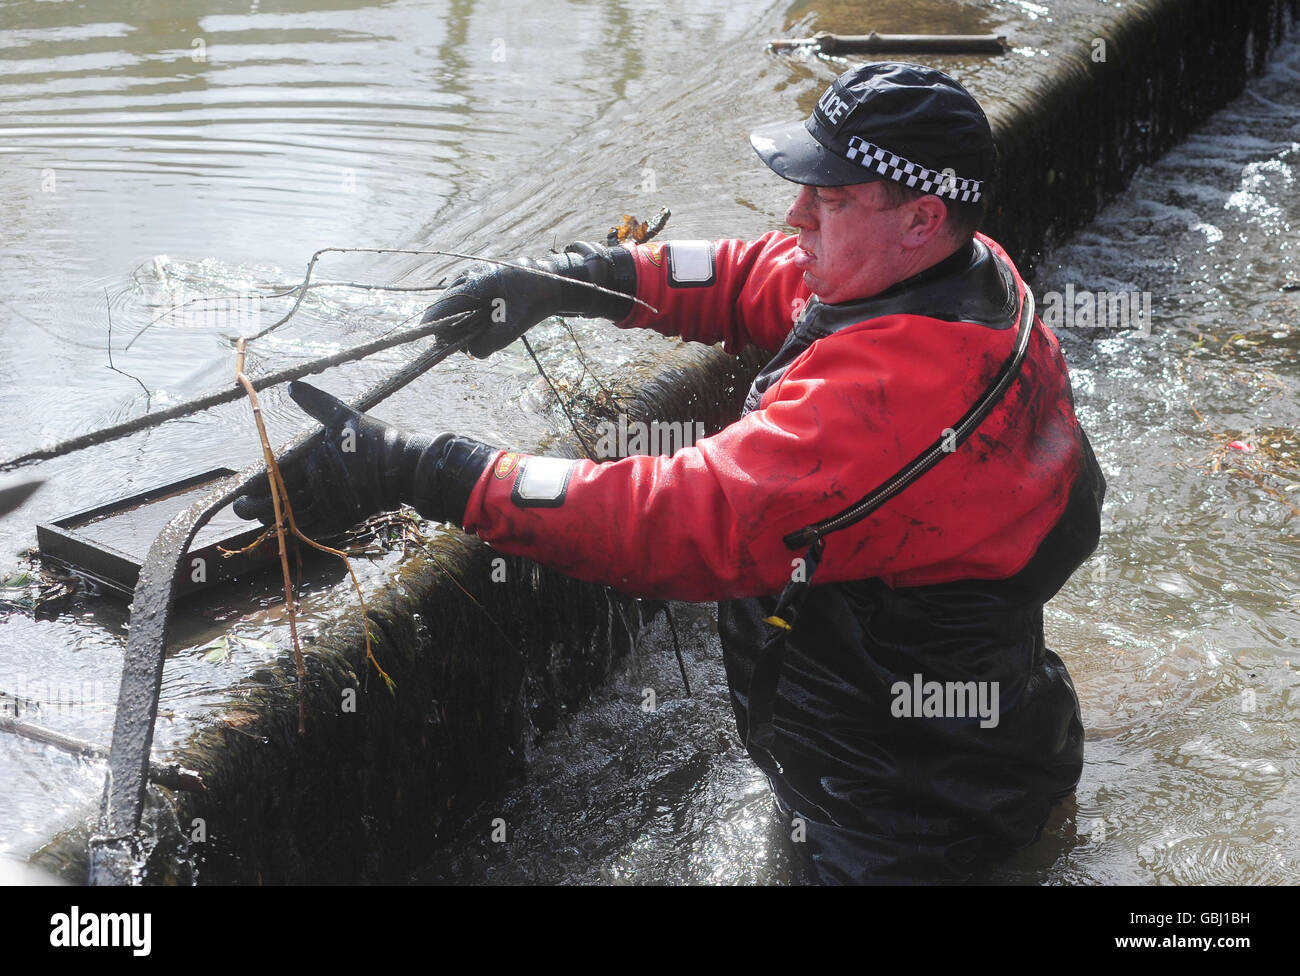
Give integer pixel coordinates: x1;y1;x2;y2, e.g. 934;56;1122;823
1228;440;1255;452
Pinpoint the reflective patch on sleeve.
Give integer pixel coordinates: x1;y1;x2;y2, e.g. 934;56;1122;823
667;241;715;288
510;456;575;508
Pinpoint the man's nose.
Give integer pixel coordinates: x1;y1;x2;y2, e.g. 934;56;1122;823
785;186;815;229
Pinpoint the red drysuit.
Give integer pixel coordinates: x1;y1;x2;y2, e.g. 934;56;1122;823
463;231;1090;601
462;230;1104;882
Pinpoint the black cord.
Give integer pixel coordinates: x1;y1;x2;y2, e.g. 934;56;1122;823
664;603;691;697
520;328;691;697
520;333;600;460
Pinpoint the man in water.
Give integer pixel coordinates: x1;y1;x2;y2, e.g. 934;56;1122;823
236;62;1105;883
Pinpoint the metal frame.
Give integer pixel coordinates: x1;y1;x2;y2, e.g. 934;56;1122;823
36;468;272;599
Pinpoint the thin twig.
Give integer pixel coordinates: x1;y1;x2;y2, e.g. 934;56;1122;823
217;526;274;556
89;314;472;874
244;246;657;342
271;461;393;695
127;279;450;351
521;335;599;460
297;279;450;294
11;237;659;472
235;337;394;727
104;288;151;401
235;338;308;736
519;319;691;697
558;317;621;403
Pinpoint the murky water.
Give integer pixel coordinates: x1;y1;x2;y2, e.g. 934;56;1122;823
1011;43;1300;882
1;0;1296;883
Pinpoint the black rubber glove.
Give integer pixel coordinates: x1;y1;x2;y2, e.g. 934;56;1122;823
422;241;636;358
232;381;495;533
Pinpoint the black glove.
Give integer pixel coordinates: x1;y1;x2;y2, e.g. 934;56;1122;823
232;381;495;533
422;241;636;358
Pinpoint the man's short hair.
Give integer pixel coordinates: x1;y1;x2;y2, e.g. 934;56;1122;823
875;179;987;242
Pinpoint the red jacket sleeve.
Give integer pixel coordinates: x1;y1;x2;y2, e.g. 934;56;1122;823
460;303;1081;602
617;232;810;355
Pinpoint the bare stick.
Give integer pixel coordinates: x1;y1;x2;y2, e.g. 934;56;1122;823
519;319;690;697
217;526;274;556
268;459;393;693
90;322;474;883
303;279;449;294
0;714;204;793
0;309;473;473
234;338;394;729
8;241;660;472
235;338;308;736
557;317;622;404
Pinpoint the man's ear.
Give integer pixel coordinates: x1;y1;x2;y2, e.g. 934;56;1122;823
902;194;949;247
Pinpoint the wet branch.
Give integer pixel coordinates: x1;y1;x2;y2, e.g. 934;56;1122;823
0;309;474;473
0;714;204;793
233;338;393;736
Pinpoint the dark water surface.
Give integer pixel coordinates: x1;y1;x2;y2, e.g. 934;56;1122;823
1;0;1296;884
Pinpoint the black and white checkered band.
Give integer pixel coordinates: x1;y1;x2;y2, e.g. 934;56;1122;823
844;136;983;202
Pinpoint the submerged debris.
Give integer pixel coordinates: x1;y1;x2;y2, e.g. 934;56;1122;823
0;560;77;613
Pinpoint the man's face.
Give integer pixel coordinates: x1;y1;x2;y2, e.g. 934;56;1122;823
784;180;918;304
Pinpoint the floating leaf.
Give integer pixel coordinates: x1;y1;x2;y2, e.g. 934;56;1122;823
201;636;231;664
231;635;277;651
201;633;278;663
